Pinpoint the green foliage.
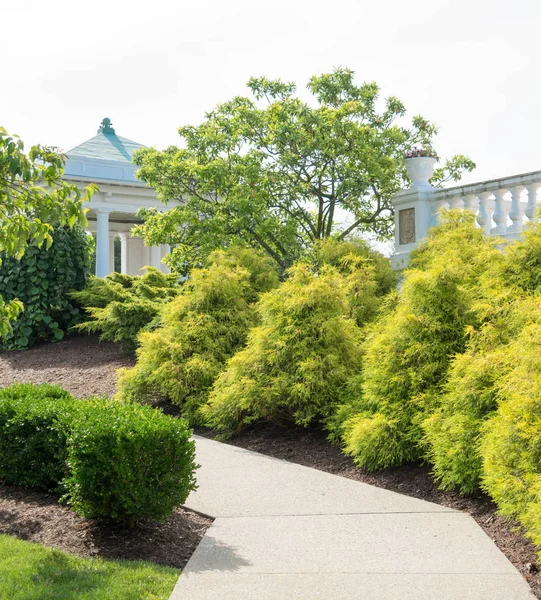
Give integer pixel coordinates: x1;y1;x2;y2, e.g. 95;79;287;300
204;264;364;438
0;534;179;600
64;399;196;523
422;220;541;493
133;69;474;273
116;247;279;423
0;128;94;336
72;268;181;353
0;384;76;490
340;211;500;470
480;321;541;562
313;238;395;326
0;226;92;349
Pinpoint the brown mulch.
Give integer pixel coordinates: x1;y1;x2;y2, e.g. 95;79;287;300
196;422;541;598
0;335;539;596
0;334;135;398
0;483;212;568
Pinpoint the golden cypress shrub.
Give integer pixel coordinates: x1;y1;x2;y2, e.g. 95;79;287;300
116;248;279;423
203;264;365;438
341;211;500;470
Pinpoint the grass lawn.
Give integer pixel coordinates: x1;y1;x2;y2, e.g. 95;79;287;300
0;534;179;600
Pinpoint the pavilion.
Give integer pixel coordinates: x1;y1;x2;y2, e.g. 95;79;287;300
63;118;173;277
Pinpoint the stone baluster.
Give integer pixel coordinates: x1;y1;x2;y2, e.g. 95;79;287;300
525;183;540;221
508;185;524;234
431;197;447;227
491;188;507;236
447;195;461;209
462;193;478;214
477;191;492;234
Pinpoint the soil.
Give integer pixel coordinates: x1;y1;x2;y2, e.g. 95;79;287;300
0;483;212;568
0;335;539;596
0;334;135;398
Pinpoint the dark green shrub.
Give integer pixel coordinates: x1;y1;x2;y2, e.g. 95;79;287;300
204;264;364;438
0;226;92;349
64;399;197;523
0;384;77;489
71;268;180;353
340;211;501;470
116;247;279;423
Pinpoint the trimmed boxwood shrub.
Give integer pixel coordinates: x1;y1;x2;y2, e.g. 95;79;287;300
0;383;197;524
64;399;197;523
0;383;77;490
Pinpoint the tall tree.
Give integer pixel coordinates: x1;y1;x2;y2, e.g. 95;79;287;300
134;68;474;272
0;127;94;336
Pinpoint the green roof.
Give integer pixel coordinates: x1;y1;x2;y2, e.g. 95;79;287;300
67;132;146;164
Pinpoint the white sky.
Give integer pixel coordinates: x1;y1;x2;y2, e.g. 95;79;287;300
3;0;540;186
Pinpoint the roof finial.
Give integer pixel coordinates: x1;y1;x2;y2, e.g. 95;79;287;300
98;117;115;135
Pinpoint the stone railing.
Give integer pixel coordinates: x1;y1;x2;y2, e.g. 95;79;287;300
391;158;541;269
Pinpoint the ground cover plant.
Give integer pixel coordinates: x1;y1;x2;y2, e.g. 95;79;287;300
0;534;179;600
0;383;196;524
116;247;279;424
0;225;92;349
204;263;365;437
72;268;180;353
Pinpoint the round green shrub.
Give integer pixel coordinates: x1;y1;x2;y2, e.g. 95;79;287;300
0;383;77;490
64;399;197;523
0;225;92;349
116;247;279;424
204;264;364;438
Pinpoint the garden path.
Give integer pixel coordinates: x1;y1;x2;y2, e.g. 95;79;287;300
170;435;534;599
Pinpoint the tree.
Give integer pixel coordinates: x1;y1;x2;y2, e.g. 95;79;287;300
0;128;94;336
133;68;475;272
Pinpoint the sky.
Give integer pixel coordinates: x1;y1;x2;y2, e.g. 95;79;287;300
3;0;540;187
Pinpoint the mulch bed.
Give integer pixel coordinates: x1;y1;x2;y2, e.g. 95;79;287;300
0;483;212;568
0;335;539;596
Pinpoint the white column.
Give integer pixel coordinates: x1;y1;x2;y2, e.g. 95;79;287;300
491;189;507;236
109;234;116;274
477;191;492;234
96;209;111;278
525;183;540;222
118;233;128;274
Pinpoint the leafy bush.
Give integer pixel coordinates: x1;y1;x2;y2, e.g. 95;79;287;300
480;320;541;561
339;211;500;470
64;399;196;523
0;384;76;489
71;268;180;353
422;220;541;493
204;264;364;438
0;225;92;349
116;247;279;423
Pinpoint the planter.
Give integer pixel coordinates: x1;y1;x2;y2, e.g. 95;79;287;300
404;156;437;190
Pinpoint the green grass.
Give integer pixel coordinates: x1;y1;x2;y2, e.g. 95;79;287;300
0;534;180;600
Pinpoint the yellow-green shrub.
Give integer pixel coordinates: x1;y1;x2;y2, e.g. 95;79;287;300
480;320;541;561
422;220;541;493
204;264;364;438
71;268;180;353
116;247;279;423
340;211;500;470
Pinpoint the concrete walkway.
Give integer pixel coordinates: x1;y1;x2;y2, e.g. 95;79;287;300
170;435;534;599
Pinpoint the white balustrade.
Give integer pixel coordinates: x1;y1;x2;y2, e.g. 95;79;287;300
392;166;541;269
